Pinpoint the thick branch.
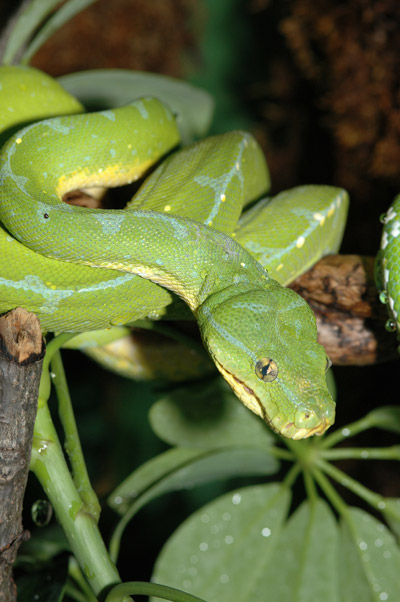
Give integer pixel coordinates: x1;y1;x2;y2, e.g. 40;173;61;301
290;254;397;365
0;308;44;601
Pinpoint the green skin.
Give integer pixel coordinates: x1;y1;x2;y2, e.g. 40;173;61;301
379;195;400;331
0;66;349;439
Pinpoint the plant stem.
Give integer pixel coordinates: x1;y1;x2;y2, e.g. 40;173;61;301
50;349;101;519
282;462;301;489
30;381;121;597
303;469;318;505
320;415;376;449
105;582;206;602
68;557;98;602
317;459;397;517
320;445;400;461
311;467;349;518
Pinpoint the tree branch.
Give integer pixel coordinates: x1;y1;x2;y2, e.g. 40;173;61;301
290;254;397;365
0;308;44;601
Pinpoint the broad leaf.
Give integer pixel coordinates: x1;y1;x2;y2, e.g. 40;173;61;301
149;380;274;450
383;498;400;539
260;499;340;602
151;483;291;602
109;446;278;516
339;507;400;601
58;69;214;143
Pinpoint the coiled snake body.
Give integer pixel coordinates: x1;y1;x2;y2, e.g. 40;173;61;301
0;66;349;439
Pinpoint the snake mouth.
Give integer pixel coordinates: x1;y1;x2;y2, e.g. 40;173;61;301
285;418;330;440
212;358;266;420
213;358;331;439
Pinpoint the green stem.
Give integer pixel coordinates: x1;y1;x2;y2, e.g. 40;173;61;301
311;467;349;517
31;382;121;597
266;446;295;461
303;469;318;505
317;459;387;514
105;582;206;602
320;414;376;449
50;349;101;519
320;445;400;461
109;497;144;564
38;333;78;406
68;557;98;602
282;462;301;489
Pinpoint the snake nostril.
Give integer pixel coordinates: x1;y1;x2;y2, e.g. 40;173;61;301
295;407;320;429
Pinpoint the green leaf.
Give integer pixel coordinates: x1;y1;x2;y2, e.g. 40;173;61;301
149;380;274;450
260;499;340;602
383;498;400;539
109;446;278;516
58;69;214;143
2;0;60;64
15;553;68;602
21;0;98;65
151;483;291;602
339;507;400;601
364;406;400;434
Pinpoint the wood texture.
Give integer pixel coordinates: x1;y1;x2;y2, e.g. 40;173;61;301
0;309;44;601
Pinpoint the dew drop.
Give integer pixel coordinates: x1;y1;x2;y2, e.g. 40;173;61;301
113;496;123;505
374;538;383;547
201;514;210;523
224;535;234;544
341;427;351;437
32;499;53;527
379;291;388;304
383;550;392;559
199;542;208;552
378;501;386;509
379;593;388;601
361;450;369;458
222;512;231;521
232;493;241;505
182;580;192;589
359;541;368;551
261;527;271;537
385;319;396;332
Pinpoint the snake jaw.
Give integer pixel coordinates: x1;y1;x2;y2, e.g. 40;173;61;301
213;358;266;420
213;358;333;439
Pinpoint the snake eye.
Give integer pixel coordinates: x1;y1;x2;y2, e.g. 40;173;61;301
255;358;278;382
325;356;332;371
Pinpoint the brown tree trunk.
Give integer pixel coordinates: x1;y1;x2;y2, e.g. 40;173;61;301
0;309;44;601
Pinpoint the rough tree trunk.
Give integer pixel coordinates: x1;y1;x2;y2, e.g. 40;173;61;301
0;309;44;601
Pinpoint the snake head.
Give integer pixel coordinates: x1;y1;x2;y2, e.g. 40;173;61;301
197;284;335;439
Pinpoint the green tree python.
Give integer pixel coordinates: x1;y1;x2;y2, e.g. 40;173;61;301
0;66;350;439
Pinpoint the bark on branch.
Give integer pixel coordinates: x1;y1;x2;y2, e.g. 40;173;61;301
0;308;44;601
290;254;398;365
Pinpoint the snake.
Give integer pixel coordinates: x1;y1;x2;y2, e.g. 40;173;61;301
0;65;349;439
378;195;400;335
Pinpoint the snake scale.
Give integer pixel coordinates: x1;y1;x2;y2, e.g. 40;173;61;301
0;65;350;439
